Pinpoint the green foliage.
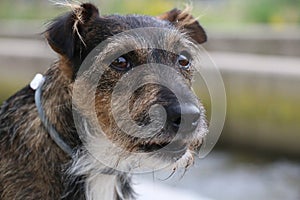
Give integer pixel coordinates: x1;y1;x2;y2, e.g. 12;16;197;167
1;0;300;25
101;0;175;15
0;1;64;20
244;0;300;24
194;0;300;25
0;0;175;20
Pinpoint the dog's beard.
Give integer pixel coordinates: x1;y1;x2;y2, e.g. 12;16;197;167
70;102;207;200
71;106;207;175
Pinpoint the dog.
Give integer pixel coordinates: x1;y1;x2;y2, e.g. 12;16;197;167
0;3;208;200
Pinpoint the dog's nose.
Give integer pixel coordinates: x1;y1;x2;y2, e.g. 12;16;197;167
166;103;200;133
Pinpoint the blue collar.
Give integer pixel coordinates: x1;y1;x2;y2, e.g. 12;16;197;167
30;74;73;156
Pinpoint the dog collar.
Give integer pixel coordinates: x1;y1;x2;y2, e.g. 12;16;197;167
30;74;73;156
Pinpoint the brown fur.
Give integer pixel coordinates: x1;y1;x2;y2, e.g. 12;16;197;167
0;3;207;200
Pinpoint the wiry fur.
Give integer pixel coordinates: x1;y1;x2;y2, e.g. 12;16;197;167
0;3;208;200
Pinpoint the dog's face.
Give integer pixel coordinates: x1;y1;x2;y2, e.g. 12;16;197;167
46;3;208;170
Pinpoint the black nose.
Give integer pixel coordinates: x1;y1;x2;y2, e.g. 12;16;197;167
166;103;201;133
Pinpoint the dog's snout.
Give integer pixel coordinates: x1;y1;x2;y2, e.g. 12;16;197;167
166;104;200;133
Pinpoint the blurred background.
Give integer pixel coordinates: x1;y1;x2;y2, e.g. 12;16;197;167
0;0;299;199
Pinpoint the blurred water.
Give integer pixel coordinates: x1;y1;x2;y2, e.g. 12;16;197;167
135;151;300;200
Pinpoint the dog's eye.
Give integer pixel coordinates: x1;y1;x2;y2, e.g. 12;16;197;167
177;53;191;70
111;56;131;71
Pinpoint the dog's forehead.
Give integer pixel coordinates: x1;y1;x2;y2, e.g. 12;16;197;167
90;14;188;56
106;14;172;29
88;14;179;49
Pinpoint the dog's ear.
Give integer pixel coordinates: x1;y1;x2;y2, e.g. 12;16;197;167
158;8;207;44
45;3;99;70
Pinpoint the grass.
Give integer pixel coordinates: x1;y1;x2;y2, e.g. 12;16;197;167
244;0;300;24
227;88;300;127
0;78;27;104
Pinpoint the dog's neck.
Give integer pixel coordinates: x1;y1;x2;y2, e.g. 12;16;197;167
41;64;80;150
40;65;135;200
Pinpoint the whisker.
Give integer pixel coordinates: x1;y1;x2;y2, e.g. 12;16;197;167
158;168;176;181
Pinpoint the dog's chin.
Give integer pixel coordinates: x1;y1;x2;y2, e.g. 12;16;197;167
137;140;187;153
134;139;194;164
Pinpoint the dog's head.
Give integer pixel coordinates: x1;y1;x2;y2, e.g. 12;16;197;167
46;3;208;171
